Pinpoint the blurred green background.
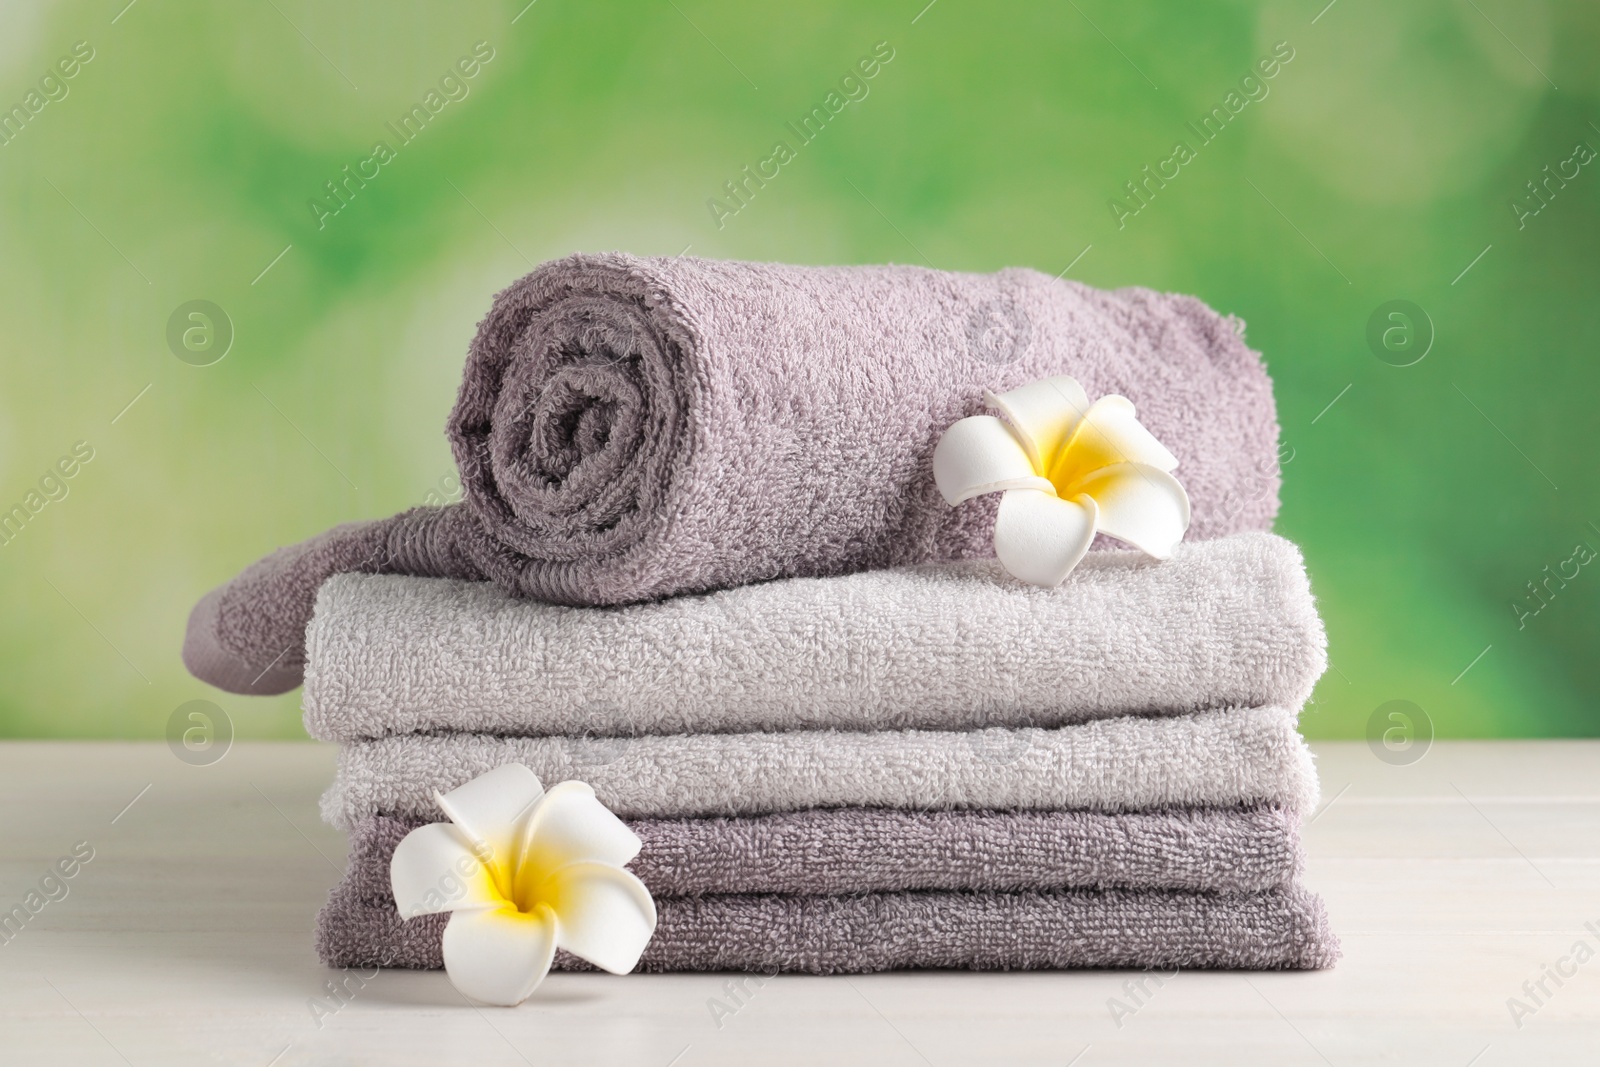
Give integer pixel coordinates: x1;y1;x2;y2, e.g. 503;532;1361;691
0;0;1594;740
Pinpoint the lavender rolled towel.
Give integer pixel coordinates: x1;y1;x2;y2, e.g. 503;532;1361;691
185;253;1283;695
321;705;1318;829
304;533;1324;742
316;884;1339;973
339;805;1302;898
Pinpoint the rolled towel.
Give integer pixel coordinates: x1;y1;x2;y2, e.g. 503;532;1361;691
340;805;1303;898
316;884;1339;973
304;533;1324;741
185;253;1283;694
320;706;1319;829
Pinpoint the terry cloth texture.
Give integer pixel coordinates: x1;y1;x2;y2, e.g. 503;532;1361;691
304;533;1326;742
316;884;1340;973
320;705;1319;829
339;805;1304;898
185;252;1284;694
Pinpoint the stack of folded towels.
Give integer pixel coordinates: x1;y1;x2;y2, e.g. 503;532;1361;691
184;252;1337;974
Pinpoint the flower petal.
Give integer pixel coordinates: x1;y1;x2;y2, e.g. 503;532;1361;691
520;781;642;882
984;375;1091;469
391;822;503;918
441;904;558;1006
1049;395;1179;495
434;763;545;879
993;488;1098;587
932;416;1053;505
539;862;657;975
1071;462;1191;559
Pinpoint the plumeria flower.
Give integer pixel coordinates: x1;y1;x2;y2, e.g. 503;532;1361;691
390;763;656;1006
932;375;1190;587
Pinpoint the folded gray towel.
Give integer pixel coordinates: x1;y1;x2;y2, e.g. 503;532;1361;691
321;705;1318;829
185;252;1284;694
304;533;1325;742
316;883;1339;973
342;804;1302;898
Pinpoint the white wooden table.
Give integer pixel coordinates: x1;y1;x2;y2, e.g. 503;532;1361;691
1;741;1596;1065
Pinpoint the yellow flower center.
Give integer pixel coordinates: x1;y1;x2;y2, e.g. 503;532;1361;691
1044;413;1125;498
477;836;569;915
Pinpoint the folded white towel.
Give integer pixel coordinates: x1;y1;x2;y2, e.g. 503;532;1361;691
320;704;1318;829
303;532;1324;741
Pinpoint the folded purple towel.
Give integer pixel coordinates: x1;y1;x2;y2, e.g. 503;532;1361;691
184;253;1282;694
317;883;1338;974
302;534;1325;743
341;804;1303;898
320;706;1319;828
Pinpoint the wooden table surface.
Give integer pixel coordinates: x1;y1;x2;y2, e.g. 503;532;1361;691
1;740;1596;1065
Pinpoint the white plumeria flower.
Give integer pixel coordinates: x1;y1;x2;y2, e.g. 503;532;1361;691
932;375;1190;587
390;763;656;1006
